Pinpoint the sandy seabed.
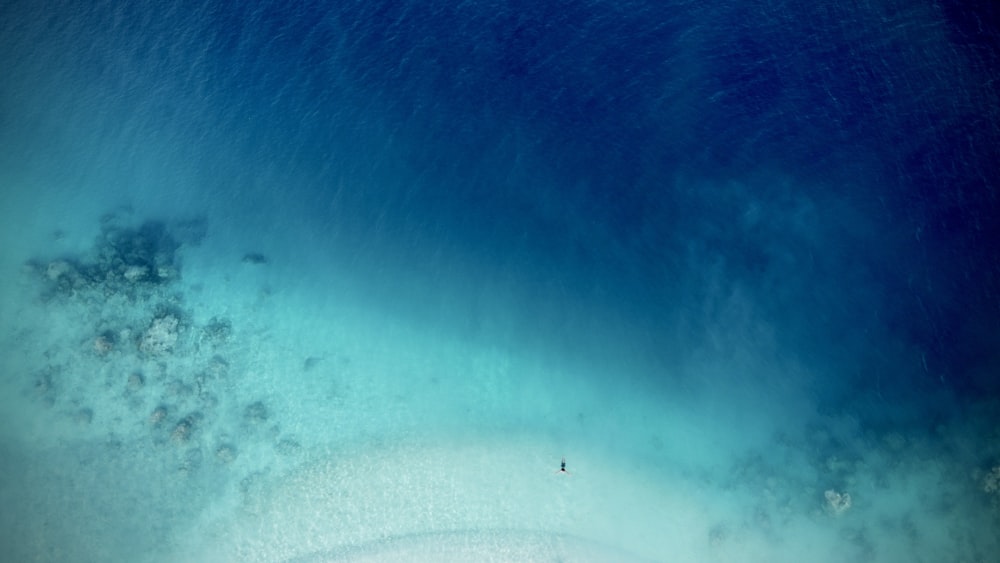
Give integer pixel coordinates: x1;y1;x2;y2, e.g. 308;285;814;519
1;212;999;563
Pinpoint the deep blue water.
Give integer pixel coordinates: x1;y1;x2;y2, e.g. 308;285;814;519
44;0;994;406
2;0;999;560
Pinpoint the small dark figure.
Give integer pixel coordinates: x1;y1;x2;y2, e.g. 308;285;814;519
556;456;570;475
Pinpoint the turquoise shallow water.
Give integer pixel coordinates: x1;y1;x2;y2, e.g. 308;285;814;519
2;1;999;561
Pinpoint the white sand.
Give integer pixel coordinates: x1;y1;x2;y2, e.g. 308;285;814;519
174;436;717;563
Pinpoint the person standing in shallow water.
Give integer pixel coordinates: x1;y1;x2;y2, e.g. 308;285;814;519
556;457;570;475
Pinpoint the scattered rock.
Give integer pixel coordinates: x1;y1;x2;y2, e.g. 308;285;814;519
21;215;304;486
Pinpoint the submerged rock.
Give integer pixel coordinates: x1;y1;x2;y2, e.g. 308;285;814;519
149;405;168;426
46;260;74;281
201;317;232;346
179;447;203;475
122;265;149;283
93;331;116;356
126;372;144;393
241;252;268;265
32;369;57;407
171;413;201;443
98;221;181;285
73;408;94;426
215;444;238;464
29;218;194;304
207;355;229;377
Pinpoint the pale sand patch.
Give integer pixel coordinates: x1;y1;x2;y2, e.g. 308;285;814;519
173;435;720;563
286;529;654;562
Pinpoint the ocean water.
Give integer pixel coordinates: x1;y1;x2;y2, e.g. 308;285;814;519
1;1;998;561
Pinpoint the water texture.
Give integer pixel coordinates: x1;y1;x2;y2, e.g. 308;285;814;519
1;1;998;561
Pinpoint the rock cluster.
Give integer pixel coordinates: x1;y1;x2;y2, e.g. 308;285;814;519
22;214;299;480
824;489;852;516
30;220;183;303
